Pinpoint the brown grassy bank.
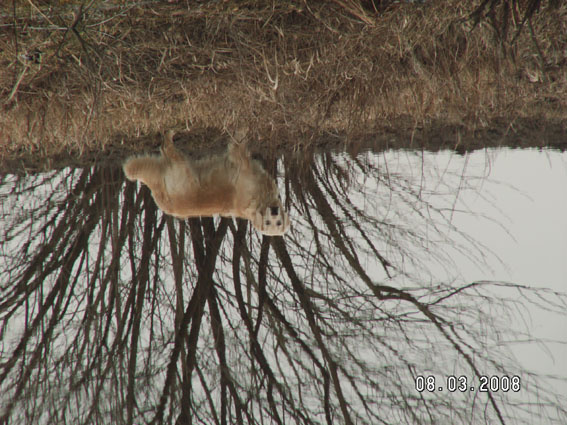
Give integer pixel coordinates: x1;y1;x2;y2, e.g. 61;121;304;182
1;0;566;166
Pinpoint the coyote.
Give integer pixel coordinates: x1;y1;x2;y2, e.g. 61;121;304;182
123;132;290;236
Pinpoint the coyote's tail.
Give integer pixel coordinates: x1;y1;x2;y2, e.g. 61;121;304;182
123;156;163;186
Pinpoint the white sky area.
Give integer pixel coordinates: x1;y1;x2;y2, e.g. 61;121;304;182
376;148;567;398
451;149;567;392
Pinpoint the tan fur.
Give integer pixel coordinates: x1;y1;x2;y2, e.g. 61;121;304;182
123;132;290;236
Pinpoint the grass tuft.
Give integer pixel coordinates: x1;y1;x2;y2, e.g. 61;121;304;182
1;0;566;163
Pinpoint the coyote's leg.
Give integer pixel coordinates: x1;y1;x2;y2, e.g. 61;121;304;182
161;130;185;162
228;142;251;171
161;131;199;188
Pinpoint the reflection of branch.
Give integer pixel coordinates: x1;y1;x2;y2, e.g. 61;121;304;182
0;171;91;315
151;218;228;425
272;237;354;425
231;220;316;425
253;236;270;337
207;284;247;425
262;293;333;425
167;217;186;332
127;190;157;424
1;218;94;422
195;364;221;425
228;222;333;423
356;259;508;425
1;153;563;424
410;294;507;425
288;176;347;285
313;164;393;276
232;220;284;425
82;179;137;424
288;158;509;424
304;170;387;295
1;168;110;422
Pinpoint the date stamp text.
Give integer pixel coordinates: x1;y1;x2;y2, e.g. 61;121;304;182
415;375;521;393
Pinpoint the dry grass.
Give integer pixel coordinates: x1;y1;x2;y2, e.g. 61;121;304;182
1;0;566;163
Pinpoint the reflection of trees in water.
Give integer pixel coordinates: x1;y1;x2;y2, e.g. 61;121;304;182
0;155;565;425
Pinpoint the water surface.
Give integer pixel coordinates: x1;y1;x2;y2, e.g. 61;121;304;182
1;147;565;425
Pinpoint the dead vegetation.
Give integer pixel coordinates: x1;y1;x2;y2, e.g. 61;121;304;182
1;0;566;162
